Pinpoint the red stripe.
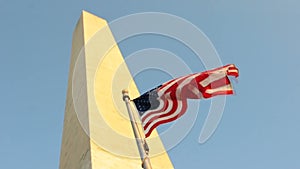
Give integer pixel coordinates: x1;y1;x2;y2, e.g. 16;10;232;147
141;99;169;122
202;76;230;91
202;89;233;98
144;99;188;138
228;66;239;77
202;76;233;98
143;90;179;130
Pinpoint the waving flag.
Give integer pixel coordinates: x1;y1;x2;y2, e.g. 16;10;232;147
132;64;239;138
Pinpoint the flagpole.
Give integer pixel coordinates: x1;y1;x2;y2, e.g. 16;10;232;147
122;89;152;169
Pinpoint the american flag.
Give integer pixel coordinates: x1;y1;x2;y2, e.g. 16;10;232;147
133;64;239;138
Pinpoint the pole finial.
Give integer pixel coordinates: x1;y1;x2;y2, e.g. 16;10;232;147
122;89;130;101
122;89;129;94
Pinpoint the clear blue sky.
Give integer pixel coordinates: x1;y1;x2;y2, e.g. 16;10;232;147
1;1;300;169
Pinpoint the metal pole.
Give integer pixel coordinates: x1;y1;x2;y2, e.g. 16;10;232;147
122;89;152;169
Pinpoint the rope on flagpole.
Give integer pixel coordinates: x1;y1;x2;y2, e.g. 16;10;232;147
130;101;144;141
130;100;150;155
122;89;152;169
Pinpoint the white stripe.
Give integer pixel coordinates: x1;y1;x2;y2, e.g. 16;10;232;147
144;99;183;135
205;84;232;94
141;93;172;121
200;72;226;87
227;69;238;74
140;98;165;119
158;76;187;95
142;97;173;127
175;74;200;98
188;85;203;98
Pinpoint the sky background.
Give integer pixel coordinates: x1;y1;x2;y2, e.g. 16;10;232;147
1;0;300;169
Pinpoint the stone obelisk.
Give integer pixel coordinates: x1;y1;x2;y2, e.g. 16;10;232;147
59;11;174;169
